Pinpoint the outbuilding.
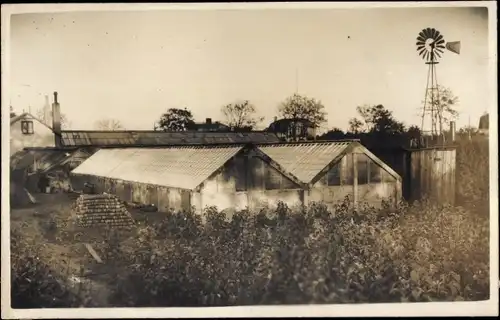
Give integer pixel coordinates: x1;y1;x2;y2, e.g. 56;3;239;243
70;140;402;214
259;140;403;210
70;144;304;215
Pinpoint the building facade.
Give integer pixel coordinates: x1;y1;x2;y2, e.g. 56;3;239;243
10;113;55;156
70;141;402;215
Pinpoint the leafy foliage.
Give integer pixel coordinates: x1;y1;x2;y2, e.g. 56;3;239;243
350;104;406;135
10;230;85;308
221;100;264;131
156;108;196;131
278;93;327;128
422;85;459;129
455;137;489;216
321;104;423;148
108;199;489;306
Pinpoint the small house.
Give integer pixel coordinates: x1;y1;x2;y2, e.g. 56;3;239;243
259;141;403;210
192;118;231;132
9;113;56;156
266;117;317;142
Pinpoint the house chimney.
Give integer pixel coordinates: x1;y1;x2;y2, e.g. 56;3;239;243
43;95;52;126
450;121;456;142
52;91;62;148
206;118;212;124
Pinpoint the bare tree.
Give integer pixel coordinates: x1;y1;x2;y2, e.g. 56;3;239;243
94;118;125;131
36;109;72;129
221;100;264;131
278;93;327;128
423;85;459;135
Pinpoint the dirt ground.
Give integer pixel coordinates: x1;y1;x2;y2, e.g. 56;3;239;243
10;192;157;306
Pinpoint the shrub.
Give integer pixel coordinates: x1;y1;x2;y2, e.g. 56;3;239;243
455;138;489;215
10;230;85;308
109;198;490;306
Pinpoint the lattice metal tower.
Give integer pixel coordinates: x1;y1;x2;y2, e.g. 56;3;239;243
416;27;460;141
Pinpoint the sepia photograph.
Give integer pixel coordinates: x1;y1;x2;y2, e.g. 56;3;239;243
1;2;498;318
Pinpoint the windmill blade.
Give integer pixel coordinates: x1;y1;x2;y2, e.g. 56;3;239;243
435;34;444;43
436;44;446;49
436;38;445;46
417;44;426;51
434;50;442;58
430;28;437;38
423;51;429;60
427;27;434;37
446;41;461;54
419;31;427;39
417;36;426;43
423;28;432;38
435;48;444;55
418;47;427;56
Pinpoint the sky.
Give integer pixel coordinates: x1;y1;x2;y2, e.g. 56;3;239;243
9;6;490;132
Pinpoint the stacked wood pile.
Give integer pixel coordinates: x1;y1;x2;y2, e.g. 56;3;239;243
73;194;135;229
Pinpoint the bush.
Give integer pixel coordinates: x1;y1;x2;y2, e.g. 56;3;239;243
455;138;489;215
10;230;85;308
109;198;490;306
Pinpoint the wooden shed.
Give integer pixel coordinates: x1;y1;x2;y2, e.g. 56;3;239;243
369;146;457;205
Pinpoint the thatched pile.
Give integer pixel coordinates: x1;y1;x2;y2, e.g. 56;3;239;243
73;194;135;229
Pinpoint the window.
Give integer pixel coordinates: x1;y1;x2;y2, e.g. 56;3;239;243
234;157;247;192
327;162;341;186
265;166;282;190
357;154;369;185
342;154;354;185
369;161;382;183
21;120;34;135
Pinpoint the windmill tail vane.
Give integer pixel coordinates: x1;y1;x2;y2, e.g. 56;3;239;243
445;41;461;55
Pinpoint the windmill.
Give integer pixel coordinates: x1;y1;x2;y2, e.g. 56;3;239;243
416;27;460;143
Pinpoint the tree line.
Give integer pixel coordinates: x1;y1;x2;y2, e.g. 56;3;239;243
154;93;327;133
27;85;468;148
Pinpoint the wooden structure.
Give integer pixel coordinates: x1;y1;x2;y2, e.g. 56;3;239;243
70;141;403;215
370;146;456;205
260;141;402;211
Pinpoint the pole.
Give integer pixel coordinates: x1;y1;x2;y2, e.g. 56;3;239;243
295;68;299;94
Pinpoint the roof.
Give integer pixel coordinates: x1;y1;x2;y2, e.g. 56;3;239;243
10;149;70;171
60;130;280;147
10;112;53;131
71;145;245;190
258;142;352;183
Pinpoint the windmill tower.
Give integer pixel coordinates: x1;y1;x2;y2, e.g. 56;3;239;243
416;27;460;144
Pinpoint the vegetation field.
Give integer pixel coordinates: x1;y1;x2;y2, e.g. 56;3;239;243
10;191;490;307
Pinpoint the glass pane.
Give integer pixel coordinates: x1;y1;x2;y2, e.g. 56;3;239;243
342;154;354;185
369;161;382;183
357;154;369;185
265;166;282;190
234;157;246;192
327;162;341;186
